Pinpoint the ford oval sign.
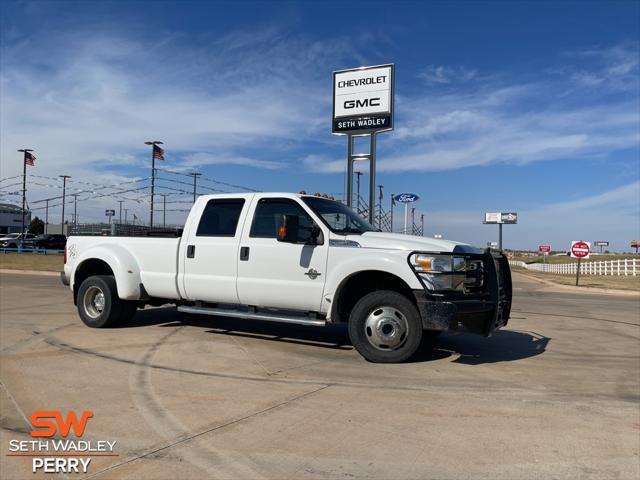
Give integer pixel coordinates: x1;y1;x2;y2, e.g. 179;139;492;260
394;193;419;203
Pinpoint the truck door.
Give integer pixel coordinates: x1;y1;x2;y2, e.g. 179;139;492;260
236;197;328;312
182;197;248;303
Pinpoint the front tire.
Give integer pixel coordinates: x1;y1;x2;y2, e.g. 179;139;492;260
77;275;125;328
348;290;423;363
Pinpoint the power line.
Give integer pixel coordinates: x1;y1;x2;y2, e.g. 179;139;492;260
0;175;23;183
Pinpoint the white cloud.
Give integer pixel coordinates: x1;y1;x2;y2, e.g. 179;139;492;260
419;65;478;86
180;152;284;170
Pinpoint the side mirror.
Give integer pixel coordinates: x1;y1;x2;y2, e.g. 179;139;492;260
310;224;324;245
277;215;299;243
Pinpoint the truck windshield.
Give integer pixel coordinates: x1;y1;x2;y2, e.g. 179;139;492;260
302;197;376;235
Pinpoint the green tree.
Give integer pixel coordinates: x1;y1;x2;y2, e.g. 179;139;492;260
28;216;45;235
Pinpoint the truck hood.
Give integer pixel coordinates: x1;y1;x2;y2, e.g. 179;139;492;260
344;231;480;253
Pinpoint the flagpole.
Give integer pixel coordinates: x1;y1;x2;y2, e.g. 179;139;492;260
17;148;33;246
21;153;26;239
145;140;163;228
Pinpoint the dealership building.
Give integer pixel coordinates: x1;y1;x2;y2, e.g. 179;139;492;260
0;203;30;234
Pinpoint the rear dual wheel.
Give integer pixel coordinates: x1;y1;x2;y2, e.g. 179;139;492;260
77;275;137;328
348;290;423;363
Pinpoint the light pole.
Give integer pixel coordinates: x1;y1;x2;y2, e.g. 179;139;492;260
144;140;163;227
124;208;128;224
188;172;202;203
59;175;71;235
17;149;33;242
118;200;123;224
44;199;49;235
421;213;425;236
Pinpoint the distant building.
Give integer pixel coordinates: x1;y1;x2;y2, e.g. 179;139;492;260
0;203;31;234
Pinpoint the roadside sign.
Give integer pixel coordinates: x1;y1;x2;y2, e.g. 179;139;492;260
594;241;609;246
105;209;115;217
394;193;419;204
487;241;498;248
570;241;590;259
484;212;501;224
632;240;638;248
332;64;394;134
539;245;551;253
501;212;518;224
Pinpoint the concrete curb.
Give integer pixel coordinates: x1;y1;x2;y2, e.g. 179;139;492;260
512;271;639;297
0;269;60;277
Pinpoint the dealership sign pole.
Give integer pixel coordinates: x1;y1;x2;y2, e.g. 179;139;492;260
570;240;590;286
333;64;394;225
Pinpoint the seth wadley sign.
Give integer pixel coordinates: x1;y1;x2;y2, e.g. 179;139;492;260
332;64;394;134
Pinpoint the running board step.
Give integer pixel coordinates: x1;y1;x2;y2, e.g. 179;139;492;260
177;305;326;327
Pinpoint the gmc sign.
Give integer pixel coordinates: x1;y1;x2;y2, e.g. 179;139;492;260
332;64;394;134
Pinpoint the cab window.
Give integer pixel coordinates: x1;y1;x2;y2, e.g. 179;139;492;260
250;198;315;243
196;199;245;237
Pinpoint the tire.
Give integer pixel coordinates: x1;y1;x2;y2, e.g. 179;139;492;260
348;290;423;363
77;275;125;328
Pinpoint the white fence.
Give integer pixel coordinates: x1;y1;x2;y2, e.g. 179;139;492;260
509;259;638;276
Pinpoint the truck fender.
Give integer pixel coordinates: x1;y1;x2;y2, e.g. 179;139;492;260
71;244;142;300
322;252;422;321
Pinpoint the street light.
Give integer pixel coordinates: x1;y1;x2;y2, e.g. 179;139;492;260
59;175;71;235
188;172;202;203
144;140;163;227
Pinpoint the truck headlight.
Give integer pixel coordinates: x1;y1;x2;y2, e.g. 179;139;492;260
410;253;483;292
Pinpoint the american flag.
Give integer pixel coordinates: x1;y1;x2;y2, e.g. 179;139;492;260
153;144;164;161
25;151;36;166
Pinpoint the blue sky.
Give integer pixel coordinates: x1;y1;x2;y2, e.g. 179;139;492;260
1;0;638;251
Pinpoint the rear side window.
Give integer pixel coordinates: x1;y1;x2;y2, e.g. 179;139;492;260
196;199;245;237
250;198;314;242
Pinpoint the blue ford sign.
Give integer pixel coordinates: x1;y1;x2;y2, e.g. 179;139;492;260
394;193;420;203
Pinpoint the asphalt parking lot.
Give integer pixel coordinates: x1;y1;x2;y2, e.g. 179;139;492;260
1;272;639;479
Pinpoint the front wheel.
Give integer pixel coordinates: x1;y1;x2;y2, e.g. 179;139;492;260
348;290;423;363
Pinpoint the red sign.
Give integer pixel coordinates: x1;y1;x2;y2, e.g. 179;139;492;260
570;241;590;259
538;245;551;253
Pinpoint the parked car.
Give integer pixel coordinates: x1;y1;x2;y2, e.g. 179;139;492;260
32;234;67;250
0;233;36;248
61;192;512;363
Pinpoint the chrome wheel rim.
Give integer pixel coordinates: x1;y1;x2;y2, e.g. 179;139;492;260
83;286;105;319
364;306;409;351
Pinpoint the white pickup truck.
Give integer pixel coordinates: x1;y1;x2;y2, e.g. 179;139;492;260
61;192;512;363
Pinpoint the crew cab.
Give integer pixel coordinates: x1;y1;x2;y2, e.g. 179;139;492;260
61;193;512;363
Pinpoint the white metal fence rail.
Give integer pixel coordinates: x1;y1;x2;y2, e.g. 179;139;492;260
509;259;638;276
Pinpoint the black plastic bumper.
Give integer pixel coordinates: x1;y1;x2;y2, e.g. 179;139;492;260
412;250;512;336
60;271;69;286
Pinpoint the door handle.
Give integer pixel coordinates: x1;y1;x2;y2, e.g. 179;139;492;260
240;246;250;261
187;245;195;258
